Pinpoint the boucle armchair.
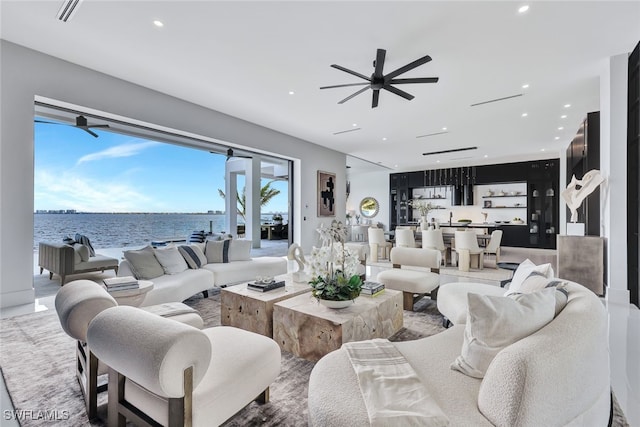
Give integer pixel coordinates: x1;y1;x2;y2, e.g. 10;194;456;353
87;305;282;427
55;280;203;419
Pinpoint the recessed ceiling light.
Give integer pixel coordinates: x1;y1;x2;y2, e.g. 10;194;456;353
518;5;530;13
541;148;546;152
522;83;529;89
288;91;295;95
564;104;571;108
521;113;528;117
561;115;567;119
558;126;564;130
484;154;488;158
153;20;164;27
352;123;358;127
394;164;398;168
555;136;560;140
436;160;441;163
442;127;447;131
382;137;387;141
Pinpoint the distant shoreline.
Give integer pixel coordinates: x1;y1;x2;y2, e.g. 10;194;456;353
33;211;287;215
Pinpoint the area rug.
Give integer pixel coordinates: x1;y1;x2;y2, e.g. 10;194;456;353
0;292;628;426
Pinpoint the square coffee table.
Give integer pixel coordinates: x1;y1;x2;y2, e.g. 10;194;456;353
272;289;403;362
220;275;311;337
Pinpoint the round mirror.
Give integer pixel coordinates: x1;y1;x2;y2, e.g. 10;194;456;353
359;197;379;218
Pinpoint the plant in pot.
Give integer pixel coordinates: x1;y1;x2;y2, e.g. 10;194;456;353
408;199;435;225
272;213;283;224
308;220;362;308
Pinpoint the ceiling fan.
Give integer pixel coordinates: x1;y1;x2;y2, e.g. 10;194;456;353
34;115;110;138
320;48;439;108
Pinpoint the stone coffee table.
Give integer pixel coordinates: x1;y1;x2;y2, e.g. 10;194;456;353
220;275;312;337
272;289;403;362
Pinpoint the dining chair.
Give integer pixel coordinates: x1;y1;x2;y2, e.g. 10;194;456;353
351;225;367;242
483;230;503;268
422;228;448;265
368;227;392;262
454;230;484;272
395;228;417;248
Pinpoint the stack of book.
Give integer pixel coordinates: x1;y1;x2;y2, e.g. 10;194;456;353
360;281;385;297
247;280;285;292
103;276;139;292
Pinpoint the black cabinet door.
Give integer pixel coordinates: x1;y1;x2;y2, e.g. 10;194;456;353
500;225;530;247
408;171;425;187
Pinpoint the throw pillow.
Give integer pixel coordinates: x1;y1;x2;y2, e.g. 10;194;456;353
228;239;251;262
154;245;189;275
178;245;207;269
504;259;554;296
451;288;556;378
74;233;96;257
205;239;231;263
63;236;76;245
72;243;90;263
123;246;165;280
188;230;206;243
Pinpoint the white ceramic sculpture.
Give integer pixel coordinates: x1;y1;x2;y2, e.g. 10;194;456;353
287;243;307;282
561;169;605;223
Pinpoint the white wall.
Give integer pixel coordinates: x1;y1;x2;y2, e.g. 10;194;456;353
600;53;630;304
0;41;346;307
347;170;389;230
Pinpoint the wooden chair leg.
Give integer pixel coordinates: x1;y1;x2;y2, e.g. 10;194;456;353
256;387;270;404
402;292;415;311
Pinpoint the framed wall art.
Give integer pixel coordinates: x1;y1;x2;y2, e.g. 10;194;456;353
317;170;336;217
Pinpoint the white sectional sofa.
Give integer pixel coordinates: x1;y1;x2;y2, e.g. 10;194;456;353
308;281;611;426
117;239;286;306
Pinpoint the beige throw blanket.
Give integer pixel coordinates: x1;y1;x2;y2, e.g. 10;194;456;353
343;339;450;427
141;302;197;318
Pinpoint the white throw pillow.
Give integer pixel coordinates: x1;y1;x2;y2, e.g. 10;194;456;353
451;288;556;378
178;245;207;269
123;246;165;280
205;239;231;263
505;259;555;296
154;245;189;275
228;239;252;261
72;243;90;263
509;276;570;317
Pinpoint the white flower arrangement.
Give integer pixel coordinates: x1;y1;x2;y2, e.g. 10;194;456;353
408;199;436;216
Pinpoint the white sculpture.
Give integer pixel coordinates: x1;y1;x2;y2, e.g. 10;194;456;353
561;169;605;223
287;243;307;282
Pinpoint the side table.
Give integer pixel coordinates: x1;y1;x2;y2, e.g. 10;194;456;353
105;280;154;306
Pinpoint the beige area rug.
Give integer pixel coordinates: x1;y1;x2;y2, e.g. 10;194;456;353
0;291;445;426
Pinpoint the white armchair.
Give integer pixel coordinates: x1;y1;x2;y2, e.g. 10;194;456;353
368;227;392;261
421;228;448;266
87;306;282;426
454;230;484;272
483;230;503;268
394;228;417;248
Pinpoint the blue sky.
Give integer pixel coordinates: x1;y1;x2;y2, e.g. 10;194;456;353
34;119;289;213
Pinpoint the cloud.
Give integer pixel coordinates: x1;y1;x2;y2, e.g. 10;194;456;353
76;141;159;164
35;170;161;212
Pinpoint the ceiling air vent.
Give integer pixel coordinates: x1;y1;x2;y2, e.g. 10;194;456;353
416;131;448;138
422;147;477;156
332;128;361;135
470;93;522;107
57;0;83;22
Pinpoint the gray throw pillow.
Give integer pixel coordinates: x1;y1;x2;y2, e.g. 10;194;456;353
205;240;230;264
124;246;164;280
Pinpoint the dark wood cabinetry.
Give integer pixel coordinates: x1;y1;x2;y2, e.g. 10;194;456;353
390;159;559;248
566;112;600;236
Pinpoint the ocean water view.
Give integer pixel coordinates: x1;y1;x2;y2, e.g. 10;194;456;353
33;213;288;250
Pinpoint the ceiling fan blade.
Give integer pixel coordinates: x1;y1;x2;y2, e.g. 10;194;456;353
382;85;415;101
384;54;432;81
330;64;370;81
338;86;370;104
388;77;439;84
82;128;99;138
320;82;370;89
372;89;380;108
373;49;386;79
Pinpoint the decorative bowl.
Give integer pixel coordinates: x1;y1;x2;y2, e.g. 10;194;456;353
319;299;354;309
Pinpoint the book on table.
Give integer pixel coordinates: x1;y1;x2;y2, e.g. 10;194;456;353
360;281;385;295
103;276;139;291
247;280;285;292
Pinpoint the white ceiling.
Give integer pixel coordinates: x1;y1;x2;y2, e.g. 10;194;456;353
2;1;639;173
